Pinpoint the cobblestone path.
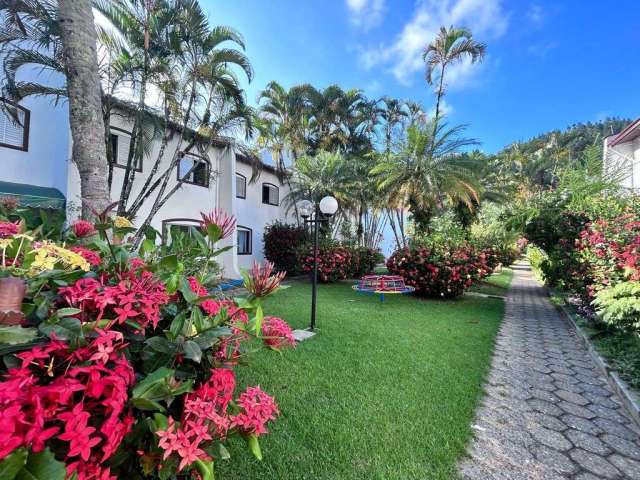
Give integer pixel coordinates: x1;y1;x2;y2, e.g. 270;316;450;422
458;262;640;479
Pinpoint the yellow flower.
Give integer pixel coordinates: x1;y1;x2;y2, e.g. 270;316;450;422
29;242;90;274
113;216;133;228
0;239;13;249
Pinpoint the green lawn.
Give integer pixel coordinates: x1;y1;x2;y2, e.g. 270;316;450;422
468;268;513;297
217;281;508;480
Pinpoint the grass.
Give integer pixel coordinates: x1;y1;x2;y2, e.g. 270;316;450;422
216;280;510;480
468;267;513;297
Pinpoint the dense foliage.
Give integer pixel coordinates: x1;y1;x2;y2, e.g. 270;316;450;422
263;222;309;275
0;206;295;480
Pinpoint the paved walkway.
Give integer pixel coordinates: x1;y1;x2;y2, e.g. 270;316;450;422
458;262;640;480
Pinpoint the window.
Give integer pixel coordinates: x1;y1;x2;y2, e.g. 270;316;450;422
178;152;209;187
236;173;246;199
262;183;279;206
110;127;142;171
0;98;30;151
161;218;201;244
237;226;252;255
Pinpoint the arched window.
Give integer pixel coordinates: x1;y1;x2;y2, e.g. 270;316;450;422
262;182;279;206
237;225;252;255
178;152;210;187
161;218;201;244
0;98;30;151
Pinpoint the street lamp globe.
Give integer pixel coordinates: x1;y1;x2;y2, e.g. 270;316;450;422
298;200;313;218
319;195;338;216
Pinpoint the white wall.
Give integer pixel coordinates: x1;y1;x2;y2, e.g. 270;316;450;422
0;96;69;195
233;161;293;271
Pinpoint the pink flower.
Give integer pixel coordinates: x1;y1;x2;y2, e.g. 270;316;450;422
71;220;96;238
200;209;236;240
262;316;296;349
69;246;101;267
244;261;286;298
230;386;279;436
0;221;19;238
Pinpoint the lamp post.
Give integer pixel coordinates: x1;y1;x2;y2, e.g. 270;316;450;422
299;195;338;331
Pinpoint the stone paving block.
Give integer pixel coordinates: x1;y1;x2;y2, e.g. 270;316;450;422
458;262;640;480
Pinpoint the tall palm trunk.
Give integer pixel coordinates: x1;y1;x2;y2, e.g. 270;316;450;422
58;0;110;218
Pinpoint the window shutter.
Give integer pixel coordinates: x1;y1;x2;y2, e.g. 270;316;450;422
0;101;28;150
262;184;269;203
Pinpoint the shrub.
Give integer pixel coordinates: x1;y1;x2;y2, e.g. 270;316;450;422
593;281;640;333
386;244;487;298
0;209;295;479
349;246;384;278
301;245;353;283
263;221;309;274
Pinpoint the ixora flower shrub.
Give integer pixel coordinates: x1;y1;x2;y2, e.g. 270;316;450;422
386;245;488;299
0;208;295;480
301;245;353;283
263;221;309;275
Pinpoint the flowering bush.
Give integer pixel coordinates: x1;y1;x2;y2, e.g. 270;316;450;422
301;245;353;283
0;208;295;479
349;246;384;278
387;244;488;298
263;221;309;274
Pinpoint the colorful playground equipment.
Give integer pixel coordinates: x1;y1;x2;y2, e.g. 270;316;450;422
352;275;415;301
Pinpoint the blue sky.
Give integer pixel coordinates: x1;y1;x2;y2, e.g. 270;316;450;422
202;0;640;153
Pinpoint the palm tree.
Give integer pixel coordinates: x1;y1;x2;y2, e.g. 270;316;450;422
422;26;485;127
378;97;407;153
1;0;111;217
371;119;480;234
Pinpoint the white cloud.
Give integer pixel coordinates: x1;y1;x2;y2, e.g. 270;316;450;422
346;0;385;30
526;4;545;25
357;0;508;86
428;98;454;117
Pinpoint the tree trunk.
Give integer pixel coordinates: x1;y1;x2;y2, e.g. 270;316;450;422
58;0;110;219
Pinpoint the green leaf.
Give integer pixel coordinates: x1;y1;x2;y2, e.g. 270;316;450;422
195;459;215;480
191;306;206;333
206;223;222;244
39;317;82;343
0;448;28;480
140;239;156;256
0;326;38;345
132;366;174;399
144;336;176;354
183;340;202;363
160;254;178;271
246;434;263;461
169;311;186;339
16;448;66;480
193;327;232;349
131;397;166;412
254;305;264;336
217;443;231;460
55;308;82;318
180;277;198;304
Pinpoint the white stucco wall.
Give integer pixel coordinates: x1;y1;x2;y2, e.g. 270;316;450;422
604;136;635;190
233;161;293;271
0;96;69;195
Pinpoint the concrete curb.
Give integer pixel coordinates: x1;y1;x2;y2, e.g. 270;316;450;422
548;289;640;430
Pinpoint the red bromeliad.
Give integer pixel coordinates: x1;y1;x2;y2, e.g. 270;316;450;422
244;261;286;298
200;209;236;240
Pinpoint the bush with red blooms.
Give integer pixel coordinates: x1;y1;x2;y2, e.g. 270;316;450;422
0;209;295;480
70;220;96;238
387;244;488;298
263;221;309;275
301;245;353;283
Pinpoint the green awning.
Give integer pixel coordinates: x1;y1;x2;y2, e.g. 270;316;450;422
0;180;65;209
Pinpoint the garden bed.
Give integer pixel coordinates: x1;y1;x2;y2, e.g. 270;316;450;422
217;281;508;479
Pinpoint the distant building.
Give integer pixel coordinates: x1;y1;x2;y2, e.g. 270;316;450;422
603;118;640;192
0;95;294;277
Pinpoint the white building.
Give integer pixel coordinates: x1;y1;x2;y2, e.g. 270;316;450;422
603;118;640;192
0;95;294;278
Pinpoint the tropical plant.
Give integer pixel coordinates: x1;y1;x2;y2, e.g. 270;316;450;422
422;25;486;128
371;120;480;233
593;281;640;333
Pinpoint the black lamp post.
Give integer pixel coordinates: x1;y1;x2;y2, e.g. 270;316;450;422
299;196;338;331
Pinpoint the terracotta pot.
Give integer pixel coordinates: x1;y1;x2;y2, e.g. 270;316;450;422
0;276;26;326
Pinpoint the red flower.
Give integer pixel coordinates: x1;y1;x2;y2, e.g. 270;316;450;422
244;261;286;298
200;209;236;240
262;316;296;349
69;246;102;266
71;220;96;238
0;221;19;238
